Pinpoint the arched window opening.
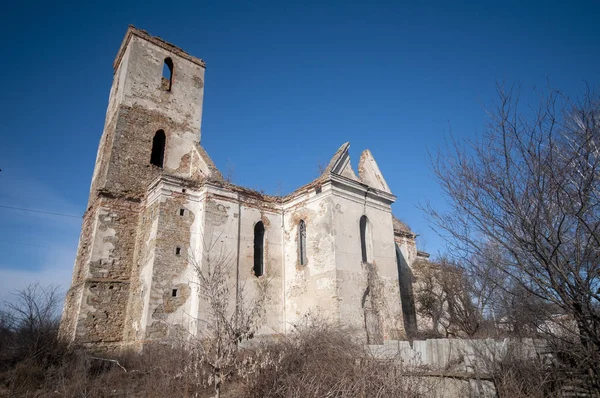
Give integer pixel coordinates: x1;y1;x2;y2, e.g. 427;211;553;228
298;220;307;265
360;215;370;263
150;130;166;168
162;57;174;91
253;221;265;277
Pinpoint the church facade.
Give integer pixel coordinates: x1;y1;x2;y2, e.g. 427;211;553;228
59;26;425;349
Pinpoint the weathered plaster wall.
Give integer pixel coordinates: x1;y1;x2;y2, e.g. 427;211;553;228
330;184;404;342
284;185;339;330
118;35;204;134
60;203;98;339
75;196;140;343
195;185;285;335
122;177;206;343
145;190;196;340
123;198;160;343
282;183;338;329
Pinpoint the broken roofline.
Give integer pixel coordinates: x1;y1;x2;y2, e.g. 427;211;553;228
146;142;396;206
284;141;395;203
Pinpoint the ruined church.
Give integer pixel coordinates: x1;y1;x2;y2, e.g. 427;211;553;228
60;26;428;349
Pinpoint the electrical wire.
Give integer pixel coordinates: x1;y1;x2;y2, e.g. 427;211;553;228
0;204;81;219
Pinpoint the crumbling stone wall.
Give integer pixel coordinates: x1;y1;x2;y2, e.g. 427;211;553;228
145;192;195;340
75;196;140;343
79;281;130;343
122;199;160;343
60;26;207;346
362;261;385;344
60;194;141;344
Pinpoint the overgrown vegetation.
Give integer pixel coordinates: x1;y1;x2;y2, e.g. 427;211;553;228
2;282;597;397
0;285;435;397
190;236;270;398
244;318;433;398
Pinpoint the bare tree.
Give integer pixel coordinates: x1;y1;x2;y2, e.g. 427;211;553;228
191;236;270;398
414;257;481;337
425;85;600;390
413;260;450;336
1;283;61;362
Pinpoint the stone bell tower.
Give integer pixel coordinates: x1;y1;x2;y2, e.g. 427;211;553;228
60;26;206;345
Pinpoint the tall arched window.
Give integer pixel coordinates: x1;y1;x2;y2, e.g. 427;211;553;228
162;57;174;91
253;221;265;277
150;130;166;168
360;215;371;263
298;220;307;266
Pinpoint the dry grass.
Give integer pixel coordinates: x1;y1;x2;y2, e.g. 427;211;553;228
0;320;433;398
243;320;432;398
1;316;596;397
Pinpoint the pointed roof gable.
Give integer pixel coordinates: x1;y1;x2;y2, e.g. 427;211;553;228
358;149;391;193
192;143;224;181
322;142;359;181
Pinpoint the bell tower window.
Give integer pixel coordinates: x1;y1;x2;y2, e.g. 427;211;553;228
162;57;173;91
150;130;166;168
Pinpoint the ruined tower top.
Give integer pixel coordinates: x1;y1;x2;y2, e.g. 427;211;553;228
87;26;208;201
113;26;206;72
107;25;206;137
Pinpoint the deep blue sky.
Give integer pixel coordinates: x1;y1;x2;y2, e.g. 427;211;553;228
1;0;599;298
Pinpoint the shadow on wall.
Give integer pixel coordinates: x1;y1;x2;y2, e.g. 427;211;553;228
396;243;418;339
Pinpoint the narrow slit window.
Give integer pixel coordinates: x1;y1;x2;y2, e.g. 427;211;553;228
172;289;178;297
360;215;370;263
253;221;265;277
298;220;307;265
175;247;181;256
150;130;166;167
179;209;185;216
162;57;174;91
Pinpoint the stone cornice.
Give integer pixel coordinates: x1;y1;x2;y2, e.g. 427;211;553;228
329;173;396;204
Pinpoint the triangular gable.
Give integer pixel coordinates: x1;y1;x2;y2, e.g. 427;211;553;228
358;149;391;193
322;142;359;181
192;143;224;181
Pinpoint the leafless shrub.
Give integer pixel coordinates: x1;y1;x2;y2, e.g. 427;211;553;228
0;283;71;396
0;283;62;366
413;258;480;337
244;316;433;398
190;235;270;398
465;339;554;398
464;337;600;398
